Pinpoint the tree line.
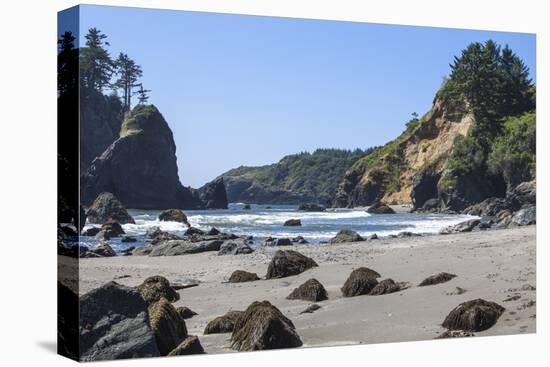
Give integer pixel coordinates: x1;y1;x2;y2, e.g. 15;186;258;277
58;28;151;111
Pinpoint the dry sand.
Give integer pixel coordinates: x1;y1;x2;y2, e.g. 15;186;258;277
73;225;536;353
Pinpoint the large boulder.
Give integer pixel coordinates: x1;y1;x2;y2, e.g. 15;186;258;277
264;237;293;247
329;229;364;244
231;301;302;351
419;272;456;286
204;311;244;334
81;105;205;210
218;241;254;255
158;209;189;225
137;276;180;305
148;298;188;356
94;221;125;240
266;250;318;279
228;270;260;283
79;282;160;361
341;267;381;297
149;239;224;256
511;206;536;226
200;177;229;209
366;201;396;214
91;242;116;257
442;299;505;332
286;278;328;302
85;192;135;224
167;336;205;356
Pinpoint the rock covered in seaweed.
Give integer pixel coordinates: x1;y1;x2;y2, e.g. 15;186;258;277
137;275;180;305
286;278;328;302
230;301;302;351
419;272;456;286
167;335;205;356
228;270;260;283
369;278;401;295
266;250;318;279
148;298;188;356
341;267;381;297
442;299;505;332
204;311;244;334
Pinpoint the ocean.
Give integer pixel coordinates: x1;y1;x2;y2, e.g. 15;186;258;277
80;203;476;254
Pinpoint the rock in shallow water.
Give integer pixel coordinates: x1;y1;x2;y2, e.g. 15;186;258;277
366;201;396;214
158;208;189;225
79;282;160;361
231;301;302;351
284;219;302;226
266;250;318;279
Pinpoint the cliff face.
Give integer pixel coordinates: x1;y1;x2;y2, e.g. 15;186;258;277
80;105;205;210
333;98;474;208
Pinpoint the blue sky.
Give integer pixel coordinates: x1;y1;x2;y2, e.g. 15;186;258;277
62;5;536;188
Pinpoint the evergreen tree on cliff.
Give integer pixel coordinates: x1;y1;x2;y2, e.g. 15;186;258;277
113;53;143;112
80;28;113;93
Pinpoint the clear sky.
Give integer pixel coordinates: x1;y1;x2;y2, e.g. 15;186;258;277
64;5;536;188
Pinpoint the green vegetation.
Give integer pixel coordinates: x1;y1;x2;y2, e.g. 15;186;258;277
223;148;373;202
442;40;536;189
488;111;536;188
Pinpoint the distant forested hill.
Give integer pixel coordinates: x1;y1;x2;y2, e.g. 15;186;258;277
217;148;374;205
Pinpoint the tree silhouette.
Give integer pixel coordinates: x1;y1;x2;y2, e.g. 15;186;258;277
113;52;142;111
136;84;152;105
80;28;113;92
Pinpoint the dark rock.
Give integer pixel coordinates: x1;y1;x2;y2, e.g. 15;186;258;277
85;192;135;224
243;204;251;210
511;206;536;226
81;105;205;210
91;242;116;257
176;307;198;319
445;287;467;296
94;221;125;240
137;275;180;305
367;233;378;240
439;173;505;213
132;246;153;256
146;227;182;245
341;267;381;297
396;231;420;238
506;181;536;211
366;201;396;214
266;250;318;279
329;229;364;244
79;282;160;361
291;236;309;244
369;278;401;295
300;304;321;314
228;270;260;283
158;209;189;225
286;279;328;302
207;227;221;235
149;240;224;256
167;335;205;356
58;282;79;360
200;177;229;209
419;198;441;213
231;301;302;351
298;203;326;212
82;227;101;237
184;227;204;236
204;311;244;334
419;272;457;286
440;219;480;234
121;236;137;243
264;237;293;247
218;241;254;256
463;197;509;217
442;299;505;332
411;171;441;210
284;219;302;226
148;298;188;356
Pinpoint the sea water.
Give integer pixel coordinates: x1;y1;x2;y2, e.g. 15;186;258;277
81;203;476;254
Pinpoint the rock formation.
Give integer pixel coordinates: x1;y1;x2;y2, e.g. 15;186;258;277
176;307;198;320
137;275;180;305
158;209;189;225
265;250;318;279
204;311;244;334
366;201;396;214
81;105;204;210
86;192;135;224
167;336;204;356
341;267;381;297
200;177;229;209
148;298;188;356
329;229;364;244
442;299;505;332
286;278;328;302
79;282;160;361
230;301;302;351
228;270;260;283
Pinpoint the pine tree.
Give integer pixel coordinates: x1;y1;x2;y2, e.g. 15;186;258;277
136;84;151;105
80;28;113;92
113;53;142;111
57;32;79;95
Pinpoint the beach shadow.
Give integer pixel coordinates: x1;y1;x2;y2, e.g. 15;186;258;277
36;340;57;354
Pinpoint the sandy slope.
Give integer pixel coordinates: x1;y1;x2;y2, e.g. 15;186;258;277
74;226;536;353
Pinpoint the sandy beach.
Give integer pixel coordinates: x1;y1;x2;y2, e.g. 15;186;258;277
70;226;536;353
